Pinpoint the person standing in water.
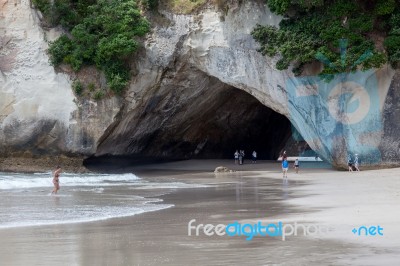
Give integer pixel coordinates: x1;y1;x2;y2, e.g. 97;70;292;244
51;166;62;194
282;159;289;178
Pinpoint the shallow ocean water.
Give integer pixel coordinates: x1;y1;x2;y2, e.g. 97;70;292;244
0;172;206;228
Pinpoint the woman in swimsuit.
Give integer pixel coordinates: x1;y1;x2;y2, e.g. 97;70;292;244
51;166;62;194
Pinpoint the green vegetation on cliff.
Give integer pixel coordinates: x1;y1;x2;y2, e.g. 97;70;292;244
252;0;400;76
165;0;206;14
33;0;150;94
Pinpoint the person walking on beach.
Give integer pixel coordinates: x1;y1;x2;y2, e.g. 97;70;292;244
354;154;360;171
294;158;299;174
252;151;257;164
238;151;243;165
234;150;239;164
282;159;289;178
347;154;353;172
51;166;62;194
240;150;245;165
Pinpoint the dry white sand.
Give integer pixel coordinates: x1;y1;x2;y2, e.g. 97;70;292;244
231;164;400;265
259;167;400;244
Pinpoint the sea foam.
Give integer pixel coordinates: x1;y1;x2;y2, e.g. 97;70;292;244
0;173;139;190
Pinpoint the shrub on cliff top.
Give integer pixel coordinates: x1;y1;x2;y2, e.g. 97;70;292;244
254;0;399;76
141;0;158;10
32;0;52;16
48;35;73;66
72;80;84;95
44;0;149;94
94;90;105;100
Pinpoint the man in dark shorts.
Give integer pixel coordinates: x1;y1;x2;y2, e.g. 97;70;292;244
347;155;353;172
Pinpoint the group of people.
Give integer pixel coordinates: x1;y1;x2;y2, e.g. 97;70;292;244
234;149;301;178
50;151;362;195
347;154;360;172
234;150;258;165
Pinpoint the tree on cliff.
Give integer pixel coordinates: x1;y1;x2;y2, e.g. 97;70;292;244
33;0;150;94
252;0;400;76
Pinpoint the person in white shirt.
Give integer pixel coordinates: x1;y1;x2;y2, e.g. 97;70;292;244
252;151;257;163
294;159;299;173
234;150;239;164
354;154;360;171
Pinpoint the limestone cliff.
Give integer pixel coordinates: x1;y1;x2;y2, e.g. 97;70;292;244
1;0;399;170
0;0;121;171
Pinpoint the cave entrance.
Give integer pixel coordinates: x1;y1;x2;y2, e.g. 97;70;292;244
85;65;302;169
85;75;296;167
182;87;292;160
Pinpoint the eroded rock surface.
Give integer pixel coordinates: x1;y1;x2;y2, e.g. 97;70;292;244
1;0;400;169
0;0;121;167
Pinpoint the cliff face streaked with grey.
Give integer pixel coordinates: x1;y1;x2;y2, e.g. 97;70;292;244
0;0;121;160
1;0;399;169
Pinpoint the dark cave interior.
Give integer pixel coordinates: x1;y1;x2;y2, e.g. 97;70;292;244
85;84;294;168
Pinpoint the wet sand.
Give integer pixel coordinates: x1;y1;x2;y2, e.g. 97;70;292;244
0;160;399;265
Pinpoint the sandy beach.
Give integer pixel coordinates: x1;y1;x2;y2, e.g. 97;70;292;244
0;160;399;266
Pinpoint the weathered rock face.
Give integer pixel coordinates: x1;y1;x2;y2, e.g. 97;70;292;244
0;0;121;164
1;0;400;169
381;72;400;164
1;0;74;157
